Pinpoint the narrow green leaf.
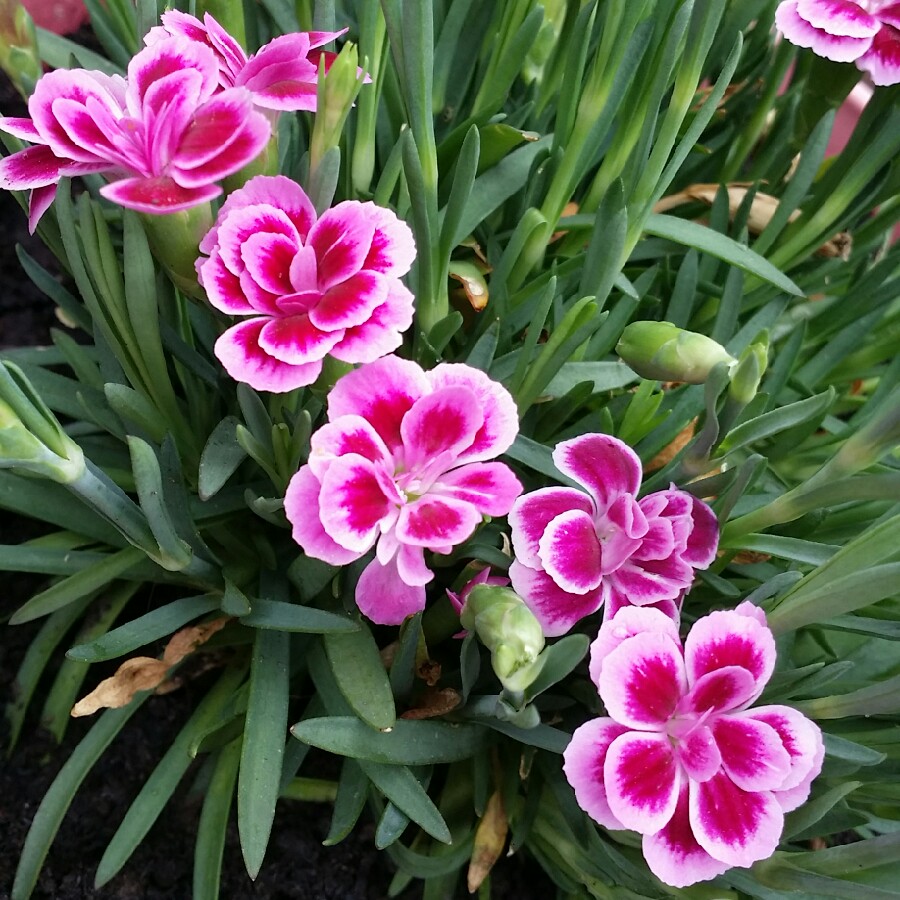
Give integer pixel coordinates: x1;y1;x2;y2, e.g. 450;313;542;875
10;546;144;625
12;699;149;900
439;124;480;256
95;665;248;886
290;717;490;765
525;635;590;701
731;534;839;566
323;760;369;846
239;629;290;879
644;214;803;296
242;598;357;633
360;761;450;844
198;416;247;501
798;670;900;719
67;595;219;662
193;739;241;900
323;627;396;730
783;781;862;840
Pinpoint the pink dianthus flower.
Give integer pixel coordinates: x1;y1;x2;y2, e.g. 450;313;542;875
563;603;824;887
775;0;900;85
197;175;416;392
508;433;718;637
284;356;522;625
0;37;270;229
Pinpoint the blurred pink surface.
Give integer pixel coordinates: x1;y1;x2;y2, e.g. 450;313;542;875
21;0;87;34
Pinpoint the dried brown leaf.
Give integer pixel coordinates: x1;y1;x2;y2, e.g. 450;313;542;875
467;791;509;893
70;657;168;717
646;419;697;473
162;616;230;665
400;688;462;720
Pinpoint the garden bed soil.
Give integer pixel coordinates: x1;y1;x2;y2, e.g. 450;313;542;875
0;74;554;900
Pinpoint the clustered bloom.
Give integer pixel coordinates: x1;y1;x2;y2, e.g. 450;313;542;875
776;0;900;85
508;433;718;637
197;175;416;391
564;604;824;887
0;12;349;229
145;11;358;115
284;356;522;625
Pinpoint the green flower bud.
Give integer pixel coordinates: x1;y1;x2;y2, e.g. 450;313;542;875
0;2;41;98
728;337;769;406
461;585;546;693
0;396;84;483
617;321;736;384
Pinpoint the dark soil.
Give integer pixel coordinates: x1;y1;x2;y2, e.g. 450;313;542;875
0;73;556;900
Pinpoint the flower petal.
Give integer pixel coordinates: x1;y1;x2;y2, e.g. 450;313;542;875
682;495;719;568
128;36;218;113
745;706;824;799
552;433;642;510
361;202;416;277
509;559;603;638
284;466;359;565
28;184;58;234
396;494;482;548
214;317;323;391
775;0;873;61
238;33;319;111
598;632;687;729
318;455;396;552
0;117;41;141
99;176;221;213
678;726;722;784
431;463;522;517
400;385;484;472
598;493;648;574
589;605;681;687
308;415;393;479
602;587;681;626
308;200;378;289
329;282;415;364
684;609;776;702
563;718;630;830
211;203;299;276
713;714;792;792
198;248;259;313
642;785;731;888
0;144;76;190
796;0;880;37
427;363;519;463
309;270;388;332
508;487;593;568
690;771;783;868
356;555;425;625
326;355;429;451
856;24;900;86
395;543;433;587
537;509;603;595
607;554;694;607
605;731;680;834
258;313;342;365
682;666;758;717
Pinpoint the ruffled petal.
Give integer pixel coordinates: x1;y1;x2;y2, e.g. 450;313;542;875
682;666;759;717
309;270;388;331
99;176;220;213
690;771;783;868
509;559;603;638
328;282;415;364
678;726;722;784
214;203;299;277
258;313;343;365
602;586;681;626
326;355;430;451
237;33;320;111
427;363;519;463
552;433;642;510
28;184;58;234
775;0;873;61
537;509;603;595
399;385;483;473
589;605;681;687
684;609;776;702
598;632;687;729
127;36;218;113
308;200;378;289
214;317;323;392
318;454;397;552
0;144;76;190
431;463;522;517
395;543;433;587
508;487;593;569
284;466;360;565
856;24;900;85
682;495;719;568
745;705;824;797
796;0;880;37
607;554;694;607
643;785;731;888
308;415;393;479
356;555;426;624
362;202;416;277
605;731;680;834
396;494;482;548
240;231;298;295
562;717;630;830
713;714;792;792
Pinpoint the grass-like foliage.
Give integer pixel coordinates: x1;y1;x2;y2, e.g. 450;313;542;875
1;0;899;897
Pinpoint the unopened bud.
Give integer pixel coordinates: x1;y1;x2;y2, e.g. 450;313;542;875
617;321;735;384
0;396;84;483
0;2;41;98
728;337;768;405
461;585;546;693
